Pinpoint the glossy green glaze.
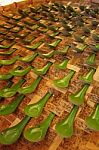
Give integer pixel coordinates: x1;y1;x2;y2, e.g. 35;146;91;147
55;105;78;138
25;41;44;50
22;36;36;44
39;50;55;58
10;66;32;76
92;44;99;52
55;59;68;70
0;73;13;80
24;112;55;142
79;68;96;83
69;84;89;105
57;45;70;54
95;44;99;50
0;94;25;115
86;53;96;65
49;25;59;31
18;76;42;94
48;39;62;49
24;91;53;117
0;48;16;55
54;70;75;88
0;81;13;100
0;66;21;80
0;78;25;98
18;52;38;62
0;42;15;49
38;28;48;33
48;32;60;38
75;44;87;52
86;104;99;131
32;61;52;75
0;116;30;145
0;56;19;65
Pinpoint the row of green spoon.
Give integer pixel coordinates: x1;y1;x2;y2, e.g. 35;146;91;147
0;95;98;145
0;61;52;80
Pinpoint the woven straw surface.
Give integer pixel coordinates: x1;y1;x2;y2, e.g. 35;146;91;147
0;0;99;150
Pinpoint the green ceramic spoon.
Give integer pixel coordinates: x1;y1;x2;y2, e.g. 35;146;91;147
32;61;52;75
39;50;55;58
55;59;69;70
18;52;38;63
0;81;13;101
79;68;96;83
48;39;62;49
18;76;42;94
24;91;52;117
24;112;55;142
75;44;87;53
47;32;60;39
69;84;89;105
25;40;44;50
86;53;96;65
26;24;39;31
22;36;36;44
0;115;30;145
91;44;99;52
10;66;32;76
0;78;25;98
38;28;48;33
54;70;75;88
0;48;16;55
0;66;21;80
0;73;13;80
48;25;59;31
0;94;25;115
95;44;99;51
86;104;99;131
57;45;70;54
0;42;15;49
55;105;78;138
0;56;19;65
